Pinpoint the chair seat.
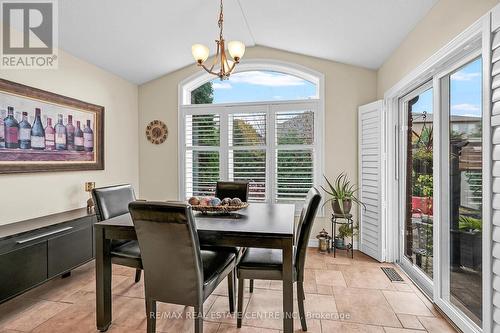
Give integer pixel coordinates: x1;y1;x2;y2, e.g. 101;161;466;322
238;248;283;270
201;249;236;298
111;240;141;259
201;245;246;262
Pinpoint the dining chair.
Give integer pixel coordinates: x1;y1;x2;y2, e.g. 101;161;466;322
129;201;237;333
236;187;321;331
215;181;249;201
92;184;142;283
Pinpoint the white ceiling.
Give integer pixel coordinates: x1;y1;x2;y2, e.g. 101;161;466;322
59;0;438;84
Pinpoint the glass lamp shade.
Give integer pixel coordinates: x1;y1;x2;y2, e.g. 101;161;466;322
228;41;245;61
192;44;210;63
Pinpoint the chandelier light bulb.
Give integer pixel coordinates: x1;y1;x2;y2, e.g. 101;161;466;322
228;41;245;61
192;44;210;64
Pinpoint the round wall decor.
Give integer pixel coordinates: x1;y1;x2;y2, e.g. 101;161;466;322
146;120;168;144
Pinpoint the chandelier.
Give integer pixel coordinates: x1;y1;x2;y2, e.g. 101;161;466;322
191;0;245;80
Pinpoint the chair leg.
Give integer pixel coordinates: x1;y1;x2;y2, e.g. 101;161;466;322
249;279;254;293
135;269;142;283
145;297;156;333
297;281;307;331
237;278;245;328
227;270;236;313
194;305;203;333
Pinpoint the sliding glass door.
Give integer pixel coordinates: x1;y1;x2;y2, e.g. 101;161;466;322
438;56;483;330
398;55;484;333
399;82;435;296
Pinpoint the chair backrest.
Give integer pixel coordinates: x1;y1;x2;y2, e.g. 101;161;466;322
92;184;136;221
295;187;321;281
215;181;249;201
128;201;203;306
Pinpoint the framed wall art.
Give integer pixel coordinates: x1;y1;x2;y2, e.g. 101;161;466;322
0;79;104;174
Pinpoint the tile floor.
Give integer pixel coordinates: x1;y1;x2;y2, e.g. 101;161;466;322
0;249;458;333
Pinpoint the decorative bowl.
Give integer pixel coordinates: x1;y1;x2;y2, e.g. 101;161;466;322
191;203;249;214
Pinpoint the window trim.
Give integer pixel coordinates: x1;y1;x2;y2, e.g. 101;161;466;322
178;60;325;215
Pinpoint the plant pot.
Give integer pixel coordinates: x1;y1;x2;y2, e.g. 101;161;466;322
458;230;482;270
411;196;433;215
332;199;352;215
334;237;345;249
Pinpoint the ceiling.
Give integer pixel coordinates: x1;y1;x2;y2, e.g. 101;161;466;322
59;0;438;84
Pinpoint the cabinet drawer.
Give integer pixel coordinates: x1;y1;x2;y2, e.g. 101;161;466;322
47;226;92;278
0;242;47;301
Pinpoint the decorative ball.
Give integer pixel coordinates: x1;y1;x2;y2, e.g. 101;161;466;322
199;197;210;206
210;197;222;206
221;197;232;206
230;198;243;206
188;197;200;205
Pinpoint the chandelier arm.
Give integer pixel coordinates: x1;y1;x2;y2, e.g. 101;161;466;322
200;63;219;76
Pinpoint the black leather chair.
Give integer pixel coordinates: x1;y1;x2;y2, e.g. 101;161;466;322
236;187;321;331
129;201;237;333
215;181;249;201
92;184;142;283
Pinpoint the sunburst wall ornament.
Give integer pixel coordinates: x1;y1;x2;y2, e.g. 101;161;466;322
191;0;245;80
146;120;168;145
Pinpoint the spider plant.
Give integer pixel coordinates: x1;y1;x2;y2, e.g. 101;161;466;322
321;173;366;215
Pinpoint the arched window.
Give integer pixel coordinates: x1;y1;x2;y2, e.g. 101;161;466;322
179;60;324;209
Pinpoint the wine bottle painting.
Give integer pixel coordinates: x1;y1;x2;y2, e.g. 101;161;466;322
0;79;104;174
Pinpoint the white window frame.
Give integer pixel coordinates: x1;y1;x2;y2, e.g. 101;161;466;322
178;59;325;214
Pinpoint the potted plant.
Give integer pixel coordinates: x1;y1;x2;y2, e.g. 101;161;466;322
322;173;365;215
334;223;358;249
457;215;482;270
412;174;433;215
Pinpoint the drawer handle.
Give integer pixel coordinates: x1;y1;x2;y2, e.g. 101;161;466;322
16;226;74;244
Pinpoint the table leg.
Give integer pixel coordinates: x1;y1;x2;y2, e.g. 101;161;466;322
95;227;112;331
282;239;294;333
333;219;337;258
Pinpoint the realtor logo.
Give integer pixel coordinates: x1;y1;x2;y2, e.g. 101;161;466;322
1;0;58;69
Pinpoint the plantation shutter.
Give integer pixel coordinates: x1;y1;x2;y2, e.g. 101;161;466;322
185;114;220;198
274;107;315;204
228;112;267;201
491;7;500;330
358;100;385;262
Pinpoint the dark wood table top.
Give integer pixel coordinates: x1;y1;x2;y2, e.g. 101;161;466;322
95;202;295;239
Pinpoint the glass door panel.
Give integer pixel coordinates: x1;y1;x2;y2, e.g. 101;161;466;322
447;57;483;327
402;87;433;280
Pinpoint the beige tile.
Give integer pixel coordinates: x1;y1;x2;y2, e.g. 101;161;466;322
30;303;95;333
302;293;338;319
418;316;458;333
217;323;279;332
393;283;414;292
2;300;70;332
382;291;433;316
396;314;424;330
242;289;287;330
341;265;396;290
316;284;333;295
333;287;400;327
314;270;347;287
383;328;426;333
320;319;384;332
205;295;249;324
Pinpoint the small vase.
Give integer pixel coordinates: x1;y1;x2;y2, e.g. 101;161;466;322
332;199;352;215
334;237;345;249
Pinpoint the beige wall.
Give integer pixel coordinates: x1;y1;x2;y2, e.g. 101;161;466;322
0;50;139;225
377;0;499;97
139;45;377;239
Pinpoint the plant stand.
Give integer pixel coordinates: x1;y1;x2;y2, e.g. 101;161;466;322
331;213;354;258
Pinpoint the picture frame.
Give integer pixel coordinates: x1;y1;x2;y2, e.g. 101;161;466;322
0;78;104;174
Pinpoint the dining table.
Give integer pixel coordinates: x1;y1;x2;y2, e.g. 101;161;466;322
94;202;296;333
